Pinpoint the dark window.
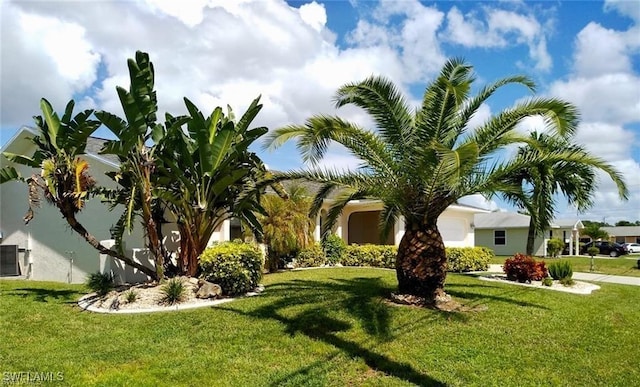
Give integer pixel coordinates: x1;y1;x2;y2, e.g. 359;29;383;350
494;230;506;245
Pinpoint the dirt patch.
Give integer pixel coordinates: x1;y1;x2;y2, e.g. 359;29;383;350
388;292;487;312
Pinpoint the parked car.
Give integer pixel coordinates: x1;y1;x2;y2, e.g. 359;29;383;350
623;243;640;254
581;241;629;257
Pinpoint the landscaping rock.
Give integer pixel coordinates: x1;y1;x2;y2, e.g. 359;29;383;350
196;280;222;299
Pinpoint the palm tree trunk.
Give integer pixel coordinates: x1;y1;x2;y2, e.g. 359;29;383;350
64;214;158;280
526;217;536;256
395;222;448;304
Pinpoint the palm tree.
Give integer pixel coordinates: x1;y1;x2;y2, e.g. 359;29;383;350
583;223;609;241
266;58;587;307
258;183;315;272
0;99;156;278
503;131;627;255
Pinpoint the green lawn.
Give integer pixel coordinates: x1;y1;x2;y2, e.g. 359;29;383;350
2;268;639;386
491;255;640;277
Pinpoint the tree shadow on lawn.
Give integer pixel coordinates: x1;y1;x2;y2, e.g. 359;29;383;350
7;287;80;304
219;276;448;386
445;282;550;310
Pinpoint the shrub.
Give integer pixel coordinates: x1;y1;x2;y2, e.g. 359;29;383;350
86;272;114;297
542;277;554;287
322;234;347;265
199;241;263;296
559;277;575;287
160;278;186;305
548;260;573;280
341;245;397;268
503;253;548;283
295;244;326;268
587;247;599;257
124;289;138;303
446;247;494;272
547;238;564;258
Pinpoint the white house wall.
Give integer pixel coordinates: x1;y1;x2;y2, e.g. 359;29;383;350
1;151;124;283
319;201;480;247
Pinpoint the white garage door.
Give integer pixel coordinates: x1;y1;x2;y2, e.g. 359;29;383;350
438;218;467;245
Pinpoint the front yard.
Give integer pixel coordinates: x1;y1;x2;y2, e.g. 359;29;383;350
1;268;639;386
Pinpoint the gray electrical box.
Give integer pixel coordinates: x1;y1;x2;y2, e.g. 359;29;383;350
0;245;20;276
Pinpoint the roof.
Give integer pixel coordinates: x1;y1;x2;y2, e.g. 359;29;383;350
474;212;531;229
85;136;119;165
2;126;119;168
474;212;583;230
602;226;640;237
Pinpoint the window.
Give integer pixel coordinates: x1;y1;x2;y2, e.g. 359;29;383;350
494;230;506;245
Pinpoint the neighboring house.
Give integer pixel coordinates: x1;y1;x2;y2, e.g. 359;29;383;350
1;127;490;283
602;226;640;244
474;212;584;256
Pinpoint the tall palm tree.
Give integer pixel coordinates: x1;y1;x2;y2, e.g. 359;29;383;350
0;99;156;278
266;58;588;307
503;131;627;255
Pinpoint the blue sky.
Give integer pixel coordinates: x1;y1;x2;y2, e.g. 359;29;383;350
1;0;639;223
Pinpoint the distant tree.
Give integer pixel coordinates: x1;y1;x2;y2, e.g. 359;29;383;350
615;220;634;226
502;131;627;255
583;223;609;241
583;220;610;228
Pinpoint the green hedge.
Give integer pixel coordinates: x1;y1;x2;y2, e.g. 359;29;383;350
322;233;347;265
341;245;397;268
294;242;494;273
295;244;326;268
445;247;494;272
199;241;263;296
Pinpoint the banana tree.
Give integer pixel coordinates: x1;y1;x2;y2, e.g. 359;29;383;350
155;96;271;277
95;51;188;280
0;99;157;278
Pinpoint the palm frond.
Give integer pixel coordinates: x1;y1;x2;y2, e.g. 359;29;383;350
472;98;580;156
334;76;413;153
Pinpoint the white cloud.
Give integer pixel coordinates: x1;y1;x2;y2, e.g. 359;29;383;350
573;22;635;77
550;73;640;126
604;0;640;22
0;5;101;128
348;0;447;82
459;194;500;211
441;6;552;71
298;1;327;32
142;0;209;27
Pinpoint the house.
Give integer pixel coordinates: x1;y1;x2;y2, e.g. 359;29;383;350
1;127;489;283
314;199;488;247
602;226;640;244
474;212;584;256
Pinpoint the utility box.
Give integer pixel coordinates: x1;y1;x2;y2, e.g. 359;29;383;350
0;245;20;276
